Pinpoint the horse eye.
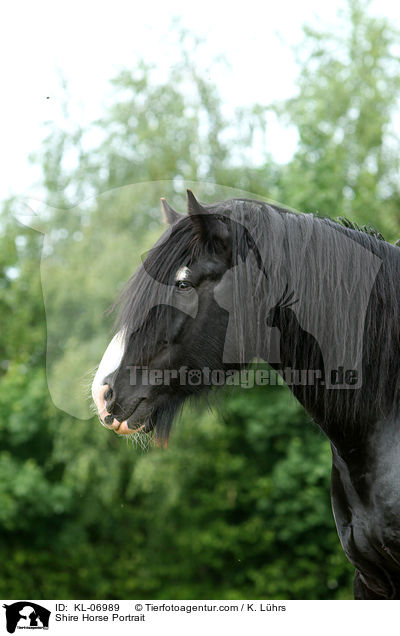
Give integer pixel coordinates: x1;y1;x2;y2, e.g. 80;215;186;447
176;280;193;290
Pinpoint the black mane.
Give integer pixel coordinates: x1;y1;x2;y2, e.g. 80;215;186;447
97;194;400;598
114;198;400;436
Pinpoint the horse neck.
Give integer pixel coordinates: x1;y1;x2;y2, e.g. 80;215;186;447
250;210;400;449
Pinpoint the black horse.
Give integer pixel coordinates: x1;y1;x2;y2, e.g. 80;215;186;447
92;191;400;599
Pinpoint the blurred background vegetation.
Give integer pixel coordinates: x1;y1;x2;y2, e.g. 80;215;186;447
1;0;400;599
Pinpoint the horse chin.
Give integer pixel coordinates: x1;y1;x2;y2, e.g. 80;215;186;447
126;412;155;434
112;394;184;442
106;398;154;436
111;417;155;436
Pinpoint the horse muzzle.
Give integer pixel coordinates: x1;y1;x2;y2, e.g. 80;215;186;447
92;384;150;435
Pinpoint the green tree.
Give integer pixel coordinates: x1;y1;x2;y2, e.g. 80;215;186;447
275;0;400;241
2;0;399;601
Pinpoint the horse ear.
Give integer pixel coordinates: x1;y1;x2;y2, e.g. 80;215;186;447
160;198;183;225
186;189;213;234
186;189;231;253
186;189;207;216
186;189;208;236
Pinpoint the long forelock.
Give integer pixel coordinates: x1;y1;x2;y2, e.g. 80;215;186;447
113;217;204;338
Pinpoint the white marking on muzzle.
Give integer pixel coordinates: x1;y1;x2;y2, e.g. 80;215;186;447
91;330;125;400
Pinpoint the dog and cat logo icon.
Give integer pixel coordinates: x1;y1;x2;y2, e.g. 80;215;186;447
2;602;50;633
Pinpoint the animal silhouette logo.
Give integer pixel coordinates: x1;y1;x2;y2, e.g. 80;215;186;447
2;602;50;633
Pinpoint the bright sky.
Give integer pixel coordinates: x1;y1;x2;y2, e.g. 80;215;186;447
1;0;399;203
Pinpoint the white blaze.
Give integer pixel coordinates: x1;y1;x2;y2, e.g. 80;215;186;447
175;266;190;280
91;331;125;399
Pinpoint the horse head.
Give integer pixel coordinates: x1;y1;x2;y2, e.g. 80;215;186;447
92;191;256;442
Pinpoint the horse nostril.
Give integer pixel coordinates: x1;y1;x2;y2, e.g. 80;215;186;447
104;414;114;425
104;387;113;402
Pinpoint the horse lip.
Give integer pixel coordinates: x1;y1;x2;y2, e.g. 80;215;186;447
102;397;147;434
126;399;155;433
112;398;152;434
126;419;154;434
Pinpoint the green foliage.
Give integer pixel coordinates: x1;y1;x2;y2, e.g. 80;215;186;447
1;0;398;600
274;0;400;241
